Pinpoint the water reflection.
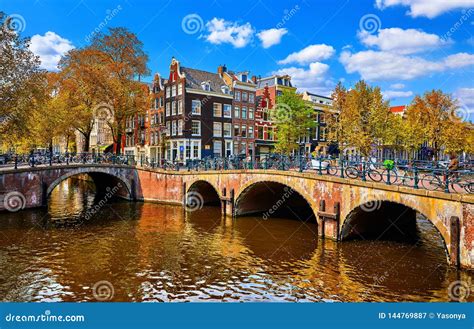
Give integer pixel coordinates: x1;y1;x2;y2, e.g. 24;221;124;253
0;177;471;302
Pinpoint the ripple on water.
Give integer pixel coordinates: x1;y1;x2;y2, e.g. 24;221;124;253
0;178;472;302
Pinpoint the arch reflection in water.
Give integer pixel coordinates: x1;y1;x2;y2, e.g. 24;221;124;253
0;177;471;302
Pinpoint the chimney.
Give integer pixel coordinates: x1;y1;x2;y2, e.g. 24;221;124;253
217;64;227;76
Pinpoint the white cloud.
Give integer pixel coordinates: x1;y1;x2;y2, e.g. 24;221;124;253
375;0;474;18
257;28;287;48
453;87;474;121
272;62;334;94
29;31;74;71
382;90;413;99
358;28;450;54
454;88;474;107
390;83;405;89
278;44;335;65
340;50;474;81
205;18;254;48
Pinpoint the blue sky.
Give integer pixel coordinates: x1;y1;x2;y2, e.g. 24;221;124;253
2;0;473;116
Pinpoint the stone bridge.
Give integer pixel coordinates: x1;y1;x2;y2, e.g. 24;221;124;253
0;164;473;269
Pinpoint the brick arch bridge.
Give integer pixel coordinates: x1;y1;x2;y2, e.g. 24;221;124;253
0;164;473;269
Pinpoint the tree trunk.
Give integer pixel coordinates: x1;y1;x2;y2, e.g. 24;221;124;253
83;132;91;153
115;133;122;155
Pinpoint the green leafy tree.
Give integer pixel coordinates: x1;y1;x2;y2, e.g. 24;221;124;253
272;90;316;155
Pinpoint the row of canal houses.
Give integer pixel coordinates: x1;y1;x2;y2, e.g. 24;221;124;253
122;57;333;164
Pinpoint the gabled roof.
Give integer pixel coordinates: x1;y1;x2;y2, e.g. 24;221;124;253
304;90;332;100
390;105;406;113
181;67;227;94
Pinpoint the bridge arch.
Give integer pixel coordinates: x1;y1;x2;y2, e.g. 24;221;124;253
234;179;317;222
186;180;221;207
46;167;132;200
340;198;450;261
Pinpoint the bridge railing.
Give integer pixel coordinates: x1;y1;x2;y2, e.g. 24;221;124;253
1;153;472;194
1;152;136;169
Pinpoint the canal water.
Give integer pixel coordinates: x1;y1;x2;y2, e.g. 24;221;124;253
0;178;472;302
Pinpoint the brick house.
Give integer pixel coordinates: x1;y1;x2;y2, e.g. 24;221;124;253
255;74;296;157
218;65;257;158
163;58;233;161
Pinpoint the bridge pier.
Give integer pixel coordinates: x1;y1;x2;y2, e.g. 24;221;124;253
221;188;234;217
318;200;340;241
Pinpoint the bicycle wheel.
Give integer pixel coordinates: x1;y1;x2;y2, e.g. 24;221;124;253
327;165;338;176
421;174;442;191
380;169;398;184
465;181;474;194
367;169;383;182
345;166;359;179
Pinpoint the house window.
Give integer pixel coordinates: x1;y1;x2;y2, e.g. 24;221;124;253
172;121;177;136
178;120;183;135
248;126;254;138
221;86;230;94
192;100;201;115
241;125;247;138
193;142;199;158
166;122;170;136
154;98;159;109
257;126;264;139
268;127;274;140
178;84;182;95
213;103;222;117
249;108;254;119
165;102;170;116
234;124;240;137
249;93;255;104
223;104;232;118
235;91;241;101
213;141;222;157
166;87;170;98
192;120;201;135
201;82;211;91
234;106;240;118
213;122;222;137
172;101;176;115
242;92;248;102
241;106;247;119
172;85;176;97
223;123;232;137
178;100;183;115
319;113;326;124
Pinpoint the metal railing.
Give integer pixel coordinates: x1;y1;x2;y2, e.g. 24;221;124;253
1;153;472;194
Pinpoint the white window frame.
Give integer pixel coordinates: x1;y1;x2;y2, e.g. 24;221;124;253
223;104;232;118
223;123;232;138
192;100;201;115
213;122;222;137
213;103;222;117
191;120;201;136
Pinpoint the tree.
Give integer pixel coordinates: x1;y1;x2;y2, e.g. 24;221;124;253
0;12;44;149
58;48;111;152
405;90;462;160
90;27;150;154
327;80;397;157
326;82;347;149
272;90;316;155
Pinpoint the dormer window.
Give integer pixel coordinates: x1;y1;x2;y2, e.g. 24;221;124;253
221;85;230;94
201;81;211;91
241;74;247;82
